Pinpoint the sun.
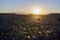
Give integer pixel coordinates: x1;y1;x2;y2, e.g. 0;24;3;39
32;8;41;15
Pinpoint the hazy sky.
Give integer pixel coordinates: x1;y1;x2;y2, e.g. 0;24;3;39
0;0;60;14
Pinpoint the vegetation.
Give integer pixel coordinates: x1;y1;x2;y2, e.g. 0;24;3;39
0;13;60;40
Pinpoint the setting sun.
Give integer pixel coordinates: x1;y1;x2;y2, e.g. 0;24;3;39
32;8;41;15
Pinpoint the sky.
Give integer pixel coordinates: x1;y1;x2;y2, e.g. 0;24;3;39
0;0;60;14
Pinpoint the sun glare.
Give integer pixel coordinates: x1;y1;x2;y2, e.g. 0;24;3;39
32;8;41;15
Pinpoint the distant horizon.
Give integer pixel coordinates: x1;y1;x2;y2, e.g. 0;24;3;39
0;12;60;15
